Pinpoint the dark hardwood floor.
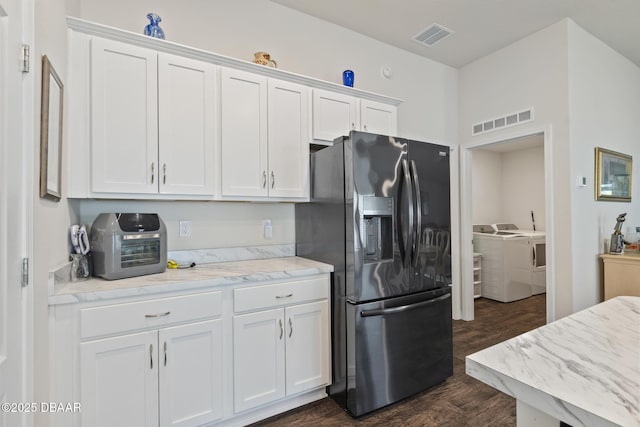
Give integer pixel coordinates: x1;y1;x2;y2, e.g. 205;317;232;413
251;294;546;427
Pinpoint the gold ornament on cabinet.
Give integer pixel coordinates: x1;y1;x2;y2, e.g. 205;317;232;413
253;51;277;68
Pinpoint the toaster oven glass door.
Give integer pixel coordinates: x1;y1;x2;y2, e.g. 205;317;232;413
121;235;161;268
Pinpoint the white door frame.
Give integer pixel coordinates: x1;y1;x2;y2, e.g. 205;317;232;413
0;0;34;426
458;123;555;322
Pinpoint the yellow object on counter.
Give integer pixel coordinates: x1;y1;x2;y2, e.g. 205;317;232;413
167;259;196;269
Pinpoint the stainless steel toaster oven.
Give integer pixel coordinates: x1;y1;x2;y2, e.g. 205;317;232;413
90;213;167;280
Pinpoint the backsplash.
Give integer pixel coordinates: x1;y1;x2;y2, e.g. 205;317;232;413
72;200;295;250
168;244;294;265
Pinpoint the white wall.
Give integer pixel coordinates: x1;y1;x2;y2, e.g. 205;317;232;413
502;146;545;231
76;0;458;143
460;19;572;318
471;145;545;230
462;18;640;317
567;21;640;310
33;0;81;424
471;150;503;224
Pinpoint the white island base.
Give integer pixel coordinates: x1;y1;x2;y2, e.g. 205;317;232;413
466;296;639;427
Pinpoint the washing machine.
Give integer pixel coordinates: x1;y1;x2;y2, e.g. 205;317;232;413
472;224;534;302
493;224;546;295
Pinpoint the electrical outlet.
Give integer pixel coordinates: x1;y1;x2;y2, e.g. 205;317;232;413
263;219;272;240
179;220;192;237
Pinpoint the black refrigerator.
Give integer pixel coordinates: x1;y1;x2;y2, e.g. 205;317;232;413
295;131;453;416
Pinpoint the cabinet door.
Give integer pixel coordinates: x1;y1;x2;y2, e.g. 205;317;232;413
220;68;268;197
81;331;159;427
312;89;358;143
91;38;158;194
285;301;330;395
159;319;223;427
158;54;216;196
267;79;310;198
233;308;285;412
360;99;398;136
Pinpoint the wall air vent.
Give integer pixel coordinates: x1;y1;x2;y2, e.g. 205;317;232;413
472;108;535;136
412;23;454;47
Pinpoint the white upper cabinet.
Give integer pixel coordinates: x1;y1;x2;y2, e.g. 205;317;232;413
91;38;159;194
360;99;398;136
220;68;310;200
220;68;269;198
312;89;398;144
312;89;359;143
90;38;215;197
158;54;216;195
67;19;401;201
267;79;310;198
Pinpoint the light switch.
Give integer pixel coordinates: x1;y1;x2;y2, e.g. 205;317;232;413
577;176;587;187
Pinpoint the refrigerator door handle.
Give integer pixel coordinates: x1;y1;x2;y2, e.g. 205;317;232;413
400;159;415;268
360;293;451;317
410;160;422;268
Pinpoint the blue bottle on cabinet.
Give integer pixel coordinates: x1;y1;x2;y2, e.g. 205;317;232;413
144;13;165;40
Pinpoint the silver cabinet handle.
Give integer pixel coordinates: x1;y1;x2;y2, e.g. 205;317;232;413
351;122;355;130
363;124;368;131
164;341;167;367
271;171;275;188
150;344;153;370
262;171;267;188
145;311;171;318
279;319;283;340
288;318;293;338
275;294;293;299
163;163;167;184
151;163;155;184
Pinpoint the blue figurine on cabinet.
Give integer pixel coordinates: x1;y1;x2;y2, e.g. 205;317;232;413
144;13;165;40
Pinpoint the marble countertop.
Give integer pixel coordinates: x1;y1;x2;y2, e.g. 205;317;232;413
50;256;333;306
466;296;639;426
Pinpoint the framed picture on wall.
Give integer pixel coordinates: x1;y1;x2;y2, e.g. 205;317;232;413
40;55;64;201
595;147;632;202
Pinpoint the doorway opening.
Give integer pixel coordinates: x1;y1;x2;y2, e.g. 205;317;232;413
459;126;554;324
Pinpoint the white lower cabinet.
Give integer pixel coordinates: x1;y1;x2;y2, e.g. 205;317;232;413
233;281;330;413
81;330;159;427
233;308;286;412
78;292;224;427
159;321;223;426
81;320;222;427
52;275;331;427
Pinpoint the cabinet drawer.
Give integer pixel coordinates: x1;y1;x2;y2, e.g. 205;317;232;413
81;291;222;339
234;276;329;313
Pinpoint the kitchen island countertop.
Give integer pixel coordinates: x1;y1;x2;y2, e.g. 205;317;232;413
466;296;639;426
50;256;333;305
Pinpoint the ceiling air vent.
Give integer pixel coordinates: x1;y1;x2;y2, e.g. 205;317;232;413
472;108;535;136
412;23;454;47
